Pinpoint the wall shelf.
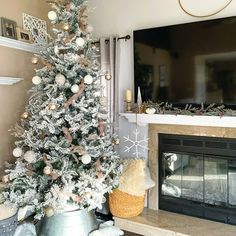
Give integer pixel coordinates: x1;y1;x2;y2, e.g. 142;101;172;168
120;113;236;128
0;36;38;53
0;77;24;85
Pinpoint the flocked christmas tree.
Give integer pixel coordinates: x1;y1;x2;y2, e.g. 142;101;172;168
1;0;122;219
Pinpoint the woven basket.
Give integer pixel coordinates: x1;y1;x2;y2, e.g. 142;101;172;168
0;212;18;236
109;189;145;218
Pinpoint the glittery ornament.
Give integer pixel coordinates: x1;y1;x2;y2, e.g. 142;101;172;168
99;96;108;107
48;11;57;21
55;73;66;86
62;23;69;31
48;102;57;110
105;74;112;80
44;206;55;217
2;175;9;183
24;151;36;163
21;112;29;119
81;154;91;164
84;75;93;84
76;37;85;47
113;138;120;145
43;166;53;175
31;56;39;64
32;76;42;85
71;84;80;93
12;147;23;157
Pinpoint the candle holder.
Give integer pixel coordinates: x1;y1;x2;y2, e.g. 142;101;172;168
125;101;132;113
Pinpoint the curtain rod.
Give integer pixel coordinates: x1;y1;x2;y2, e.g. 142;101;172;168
93;35;131;44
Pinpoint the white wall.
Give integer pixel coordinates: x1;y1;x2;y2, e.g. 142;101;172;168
88;0;236;158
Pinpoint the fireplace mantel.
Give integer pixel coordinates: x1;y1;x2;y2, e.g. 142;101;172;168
120;113;236;128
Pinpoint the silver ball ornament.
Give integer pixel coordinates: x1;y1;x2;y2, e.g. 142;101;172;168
84;75;93;85
12;147;23;157
55;73;66;86
81;154;91;165
24;151;36;163
32;76;42;85
71;84;79;93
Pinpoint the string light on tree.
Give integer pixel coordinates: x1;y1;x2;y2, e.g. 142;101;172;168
105;74;112;80
21;112;29;119
31;56;39;64
62;23;69;31
43;166;53;175
48;102;57;110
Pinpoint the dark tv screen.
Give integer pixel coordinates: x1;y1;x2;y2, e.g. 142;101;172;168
134;16;236;106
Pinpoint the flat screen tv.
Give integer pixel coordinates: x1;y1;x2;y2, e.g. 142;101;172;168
134;16;236;107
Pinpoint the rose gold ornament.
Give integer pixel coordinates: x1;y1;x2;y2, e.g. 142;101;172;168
43;166;53;175
105;74;112;80
2;175;9;183
21;112;29;119
62;23;69;31
48;103;57;110
44;206;54;217
31;56;39;64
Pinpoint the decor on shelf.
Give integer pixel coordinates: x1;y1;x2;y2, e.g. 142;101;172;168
16;27;32;43
0;17;17;40
22;13;47;44
178;0;233;17
125;89;132;112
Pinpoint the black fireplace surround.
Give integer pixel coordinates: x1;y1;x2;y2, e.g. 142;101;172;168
159;134;236;225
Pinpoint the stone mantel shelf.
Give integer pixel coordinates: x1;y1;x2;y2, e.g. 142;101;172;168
0;36;38;53
120;113;236;128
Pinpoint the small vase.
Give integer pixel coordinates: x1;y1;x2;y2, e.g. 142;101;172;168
37;209;98;236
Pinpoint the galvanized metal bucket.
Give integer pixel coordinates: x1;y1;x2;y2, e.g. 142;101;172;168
36;209;98;236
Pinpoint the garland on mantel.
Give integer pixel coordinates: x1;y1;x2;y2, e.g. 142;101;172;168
140;102;236;117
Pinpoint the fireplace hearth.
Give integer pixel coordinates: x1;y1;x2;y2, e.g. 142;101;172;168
159;134;236;225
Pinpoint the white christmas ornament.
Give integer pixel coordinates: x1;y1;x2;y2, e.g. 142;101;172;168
71;84;79;93
81;154;91;164
48;11;57;21
76;37;85;47
84;75;93;85
12;147;23;158
24;151;36;163
55;74;66;86
32;76;42;85
124;129;149;158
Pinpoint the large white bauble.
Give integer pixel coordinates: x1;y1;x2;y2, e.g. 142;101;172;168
75;37;85;47
48;11;57;21
32;76;42;85
12;147;23;158
84;75;93;85
55;73;66;86
71;84;79;93
81;154;91;165
24;151;36;163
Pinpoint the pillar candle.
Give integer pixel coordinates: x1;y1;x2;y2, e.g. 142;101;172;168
126;89;132;102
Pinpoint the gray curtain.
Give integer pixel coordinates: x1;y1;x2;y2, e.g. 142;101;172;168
100;35;120;135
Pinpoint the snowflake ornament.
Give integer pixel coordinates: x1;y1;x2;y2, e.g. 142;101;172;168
123;128;149;158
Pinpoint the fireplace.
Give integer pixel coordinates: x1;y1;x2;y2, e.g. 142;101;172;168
147;124;236;225
158;134;236;225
